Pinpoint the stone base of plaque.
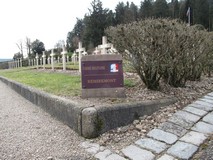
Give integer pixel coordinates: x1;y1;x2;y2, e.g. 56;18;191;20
82;88;126;99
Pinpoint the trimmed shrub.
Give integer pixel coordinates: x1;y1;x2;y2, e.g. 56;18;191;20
106;19;210;89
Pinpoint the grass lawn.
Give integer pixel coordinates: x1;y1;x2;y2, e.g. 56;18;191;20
0;67;136;97
0;68;81;96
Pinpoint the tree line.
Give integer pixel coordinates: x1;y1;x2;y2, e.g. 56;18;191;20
67;0;213;52
13;38;65;60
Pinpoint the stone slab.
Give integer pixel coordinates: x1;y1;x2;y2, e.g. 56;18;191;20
122;145;155;160
105;154;126;160
180;131;207;146
200;98;213;105
194;101;213;108
192;121;213;134
95;149;112;159
203;95;213;100
188;103;213;112
82;88;126;98
168;114;194;129
174;110;200;123
183;106;207;117
207;92;213;97
157;154;176;160
167;141;198;160
147;129;178;144
203;112;213;125
159;121;187;137
135;138;168;154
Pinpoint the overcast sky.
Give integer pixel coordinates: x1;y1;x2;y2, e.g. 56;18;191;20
0;0;143;59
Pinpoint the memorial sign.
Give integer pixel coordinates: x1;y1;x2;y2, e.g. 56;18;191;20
81;54;125;98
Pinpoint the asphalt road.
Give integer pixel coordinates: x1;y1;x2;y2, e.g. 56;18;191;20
0;81;92;160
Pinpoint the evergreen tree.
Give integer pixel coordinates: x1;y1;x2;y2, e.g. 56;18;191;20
139;0;153;19
209;0;213;31
83;0;111;49
115;2;125;24
153;0;169;18
194;0;209;28
169;0;180;18
31;39;45;55
128;2;138;22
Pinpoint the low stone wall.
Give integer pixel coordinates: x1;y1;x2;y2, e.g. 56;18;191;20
0;76;85;135
0;76;177;138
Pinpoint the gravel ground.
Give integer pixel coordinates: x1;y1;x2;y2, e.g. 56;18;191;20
0;81;93;160
1;69;213;159
88;76;213;153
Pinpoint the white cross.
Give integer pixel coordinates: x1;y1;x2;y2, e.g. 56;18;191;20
76;42;85;72
50;49;55;70
82;51;88;56
61;45;67;71
93;47;100;55
72;52;77;65
42;51;46;69
98;36;112;54
36;53;39;69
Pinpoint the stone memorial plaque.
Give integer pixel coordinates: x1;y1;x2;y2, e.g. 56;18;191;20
81;55;125;98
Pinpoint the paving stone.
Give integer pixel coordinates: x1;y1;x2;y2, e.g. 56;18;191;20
180;131;207;146
105;154;126;160
167;141;198;160
194;101;213;109
174;110;200;123
81;141;92;148
159;121;187;137
207;92;213;97
200;98;213;105
168;114;194;129
157;154;176;160
95;149;112;159
203;112;213;125
183;106;207;117
122;145;155;160
203;95;213;100
135;138;168;154
147;129;178;144
192;121;213;134
81;142;100;154
188;103;213;112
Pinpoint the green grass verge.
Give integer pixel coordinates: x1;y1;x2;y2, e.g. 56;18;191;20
0;68;136;97
0;69;81;96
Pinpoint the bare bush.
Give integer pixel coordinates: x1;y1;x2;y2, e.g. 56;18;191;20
106;19;211;89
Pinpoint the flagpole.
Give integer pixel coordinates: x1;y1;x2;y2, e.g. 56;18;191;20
187;7;191;26
188;9;190;26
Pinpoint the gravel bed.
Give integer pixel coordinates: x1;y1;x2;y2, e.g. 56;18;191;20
0;81;94;160
2;69;213;159
88;76;213;153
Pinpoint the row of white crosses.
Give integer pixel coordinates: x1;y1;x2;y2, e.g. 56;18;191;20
8;58;23;69
75;36;117;72
34;47;69;71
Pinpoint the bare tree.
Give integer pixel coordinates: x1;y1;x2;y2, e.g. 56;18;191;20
25;37;32;58
54;40;65;54
16;40;24;56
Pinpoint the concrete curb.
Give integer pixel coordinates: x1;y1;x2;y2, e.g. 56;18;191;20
0;76;177;138
0;76;86;136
